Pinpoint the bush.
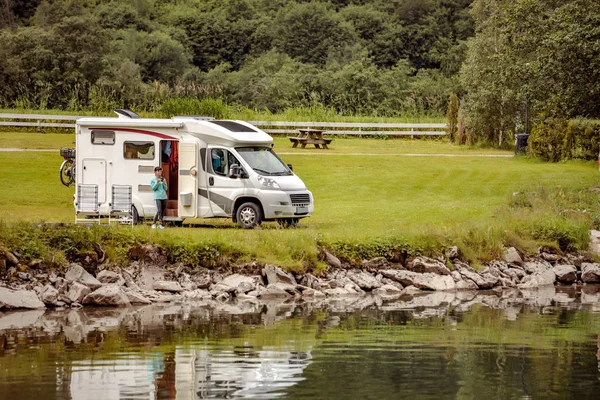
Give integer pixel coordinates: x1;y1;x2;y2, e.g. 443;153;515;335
529;119;600;162
160;97;231;119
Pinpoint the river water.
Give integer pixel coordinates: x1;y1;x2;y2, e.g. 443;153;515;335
1;287;599;399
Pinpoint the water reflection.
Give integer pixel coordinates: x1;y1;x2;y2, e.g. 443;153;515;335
0;287;599;399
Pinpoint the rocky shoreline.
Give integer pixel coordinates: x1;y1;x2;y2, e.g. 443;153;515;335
2;242;600;311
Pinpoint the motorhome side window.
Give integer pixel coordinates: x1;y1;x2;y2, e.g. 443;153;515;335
124;141;155;160
210;149;241;176
91;130;115;145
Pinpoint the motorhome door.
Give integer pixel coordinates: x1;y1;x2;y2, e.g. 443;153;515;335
206;147;247;217
82;158;107;203
178;142;198;218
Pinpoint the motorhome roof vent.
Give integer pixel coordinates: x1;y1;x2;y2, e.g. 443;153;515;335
114;109;141;119
208;120;257;132
173;116;215;121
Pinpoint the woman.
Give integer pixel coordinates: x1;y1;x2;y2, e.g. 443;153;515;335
150;166;168;229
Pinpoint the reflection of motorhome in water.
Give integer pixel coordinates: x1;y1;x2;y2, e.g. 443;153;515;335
68;110;314;228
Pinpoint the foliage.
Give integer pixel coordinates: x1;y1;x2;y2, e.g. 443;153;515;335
0;0;474;117
460;0;600;146
529;119;600;162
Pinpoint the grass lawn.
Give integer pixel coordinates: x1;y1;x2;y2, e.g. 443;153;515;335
1;136;599;269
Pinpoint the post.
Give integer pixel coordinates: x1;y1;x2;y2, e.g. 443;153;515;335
525;96;529;135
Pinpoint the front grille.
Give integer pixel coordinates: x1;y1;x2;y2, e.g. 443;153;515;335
290;193;310;205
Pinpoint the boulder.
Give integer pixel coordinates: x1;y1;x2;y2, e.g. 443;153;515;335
322;249;342;268
361;257;390;270
455;279;479;290
409;256;451;275
518;269;556;289
65;264;102;290
373;284;404;296
381;270;456;291
581;263;600;283
182;289;212;300
0;287;45;309
447;246;461;260
40;284;59;306
552;264;577;284
347;271;381;291
128;244;166;265
66;282;92;303
301;288;326;298
459;269;498;289
450;271;462;283
324;287;355;296
299;273;320;289
503;247;523;265
121;269;141;291
124;291;152;305
258;284;292;299
153;280;184;292
218;274;257;294
96;270;122;284
262;265;297;286
192;273;212;289
523;261;551;275
1;247;19;266
589;230;600;255
82;285;131;307
401;285;422;296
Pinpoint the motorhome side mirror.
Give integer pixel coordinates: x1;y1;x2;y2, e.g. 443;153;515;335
228;164;240;179
287;163;293;171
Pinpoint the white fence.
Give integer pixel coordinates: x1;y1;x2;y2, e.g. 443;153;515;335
0;113;447;136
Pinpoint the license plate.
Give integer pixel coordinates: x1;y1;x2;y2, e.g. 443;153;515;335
296;206;308;214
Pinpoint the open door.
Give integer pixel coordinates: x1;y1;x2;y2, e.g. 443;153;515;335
178;142;198;218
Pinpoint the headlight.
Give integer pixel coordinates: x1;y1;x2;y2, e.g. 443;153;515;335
257;176;280;189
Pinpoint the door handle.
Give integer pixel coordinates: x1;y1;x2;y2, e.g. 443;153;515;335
209;177;214;186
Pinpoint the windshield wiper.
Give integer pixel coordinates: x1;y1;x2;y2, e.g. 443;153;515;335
271;171;292;176
253;168;273;175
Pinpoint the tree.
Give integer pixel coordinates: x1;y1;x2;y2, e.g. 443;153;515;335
446;93;459;141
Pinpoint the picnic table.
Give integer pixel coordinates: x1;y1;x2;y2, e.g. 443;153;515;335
288;128;333;149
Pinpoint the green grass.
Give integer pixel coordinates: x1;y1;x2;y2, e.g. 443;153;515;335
0;132;74;149
1;136;600;269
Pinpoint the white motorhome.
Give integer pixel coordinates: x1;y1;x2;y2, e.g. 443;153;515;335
68;110;314;228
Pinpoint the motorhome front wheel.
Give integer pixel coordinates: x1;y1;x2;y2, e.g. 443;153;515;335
236;202;262;229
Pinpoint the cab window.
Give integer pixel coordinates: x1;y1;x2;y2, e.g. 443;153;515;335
210;149;242;176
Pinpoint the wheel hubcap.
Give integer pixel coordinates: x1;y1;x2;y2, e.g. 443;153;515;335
240;207;256;225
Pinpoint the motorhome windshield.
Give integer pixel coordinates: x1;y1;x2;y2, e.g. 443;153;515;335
236;147;292;176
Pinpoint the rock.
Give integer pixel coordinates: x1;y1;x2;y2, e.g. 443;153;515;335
409;256;451;275
40;284;59;306
450;270;462;283
124;291;152;305
96;270;121;284
523;261;551;275
299;273;320;289
153;280;184;292
219;274;257;294
17;272;30;280
401;285;422;296
361;257;390;270
0;287;45;309
55;277;69;294
459;269;498;289
581;263;600;283
503;247;523;265
262;265;297;286
324;287;354;296
182;289;212;300
1;248;19;266
347;271;381;291
455;279;479;290
322;249;342;268
66;282;92;303
28;259;44;269
136;264;165;290
589;230;600;255
373;284;404;295
518;269;556;289
302;288;326;298
178;273;198;291
121;269;141;291
65;264;102;290
258;284;291;299
447;246;461;260
552;264;577;284
381;270;456;291
82;285;131;307
214;292;230;302
540;252;561;262
192;273;211;289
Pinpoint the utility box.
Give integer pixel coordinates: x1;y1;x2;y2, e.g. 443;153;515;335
515;134;529;155
179;192;192;207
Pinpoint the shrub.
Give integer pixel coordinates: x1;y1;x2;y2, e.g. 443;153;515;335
529;118;600;162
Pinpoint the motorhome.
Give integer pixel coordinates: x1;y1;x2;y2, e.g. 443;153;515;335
63;110;314;228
